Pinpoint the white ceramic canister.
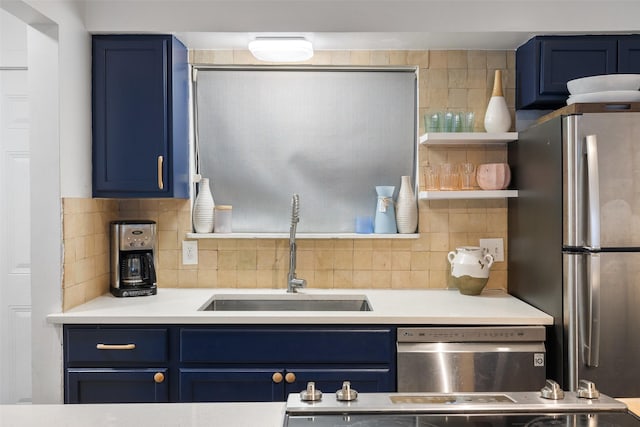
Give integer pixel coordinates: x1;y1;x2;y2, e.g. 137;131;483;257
447;246;494;295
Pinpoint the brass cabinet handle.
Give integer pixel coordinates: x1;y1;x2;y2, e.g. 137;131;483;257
272;372;283;384
157;155;164;190
96;343;136;350
285;372;296;383
153;372;165;383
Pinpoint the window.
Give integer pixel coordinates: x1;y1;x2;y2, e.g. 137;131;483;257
193;66;417;233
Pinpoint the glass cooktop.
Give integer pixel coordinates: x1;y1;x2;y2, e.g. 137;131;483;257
285;412;640;427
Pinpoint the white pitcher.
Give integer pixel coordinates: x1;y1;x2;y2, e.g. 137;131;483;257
447;246;494;295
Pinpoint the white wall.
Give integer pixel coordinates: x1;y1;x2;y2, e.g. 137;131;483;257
0;0;91;403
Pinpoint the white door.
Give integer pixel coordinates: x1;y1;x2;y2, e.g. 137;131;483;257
0;8;32;404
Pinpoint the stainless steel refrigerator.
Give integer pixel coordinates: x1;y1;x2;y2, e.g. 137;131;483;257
509;106;640;397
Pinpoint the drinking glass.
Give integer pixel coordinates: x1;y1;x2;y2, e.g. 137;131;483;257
463;112;475;132
439;163;459;190
423;164;439;190
424;112;443;132
453;112;464;132
443;112;455;132
459;162;475;190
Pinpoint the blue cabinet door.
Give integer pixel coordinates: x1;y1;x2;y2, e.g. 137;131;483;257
517;36;618;109
66;368;169;404
179;369;285;402
618;36;640;72
92;35;189;198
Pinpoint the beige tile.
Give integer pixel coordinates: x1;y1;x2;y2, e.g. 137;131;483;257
197;269;217;287
237;250;257;270
315;240;335;250
371;270;391;288
158;269;178;287
486;51;507;70
313;270;334;288
390;51;409;65
411;251;430;271
353;250;373;270
237;270;257;288
352;270;373;288
159;249;179;270
430;233;450;251
178;269;198;287
159;230;179;250
448;88;468;109
199;250;218;270
407;51;429;67
334;250;354;270
314;250;334;270
429;270;448;288
467;51;487;69
350;51;370;65
391;270;411;288
75;258;95;284
370;51;390;65
448;69;467;89
63;261;76;288
311;51;332;65
391;251;411;270
297;250;314;270
217;269;237;287
334;270;353;288
447;50;467;69
330;51;351;65
217;250;238;269
63;284;86;311
372;251;391;270
429;51;448;69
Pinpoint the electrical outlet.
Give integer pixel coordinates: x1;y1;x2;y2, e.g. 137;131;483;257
182;240;198;265
479;238;504;262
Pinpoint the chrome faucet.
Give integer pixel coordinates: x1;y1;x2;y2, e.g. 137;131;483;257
287;194;306;293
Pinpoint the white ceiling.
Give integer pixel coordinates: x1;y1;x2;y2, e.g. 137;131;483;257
80;0;640;51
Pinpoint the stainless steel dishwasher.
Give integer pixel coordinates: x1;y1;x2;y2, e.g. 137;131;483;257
397;326;546;392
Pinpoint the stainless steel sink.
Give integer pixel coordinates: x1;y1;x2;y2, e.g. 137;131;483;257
200;294;372;312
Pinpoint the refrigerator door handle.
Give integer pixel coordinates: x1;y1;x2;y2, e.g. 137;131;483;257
585;253;601;367
585;135;601;250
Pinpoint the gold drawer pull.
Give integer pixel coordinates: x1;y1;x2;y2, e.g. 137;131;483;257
96;343;136;350
153;372;165;383
272;372;283;384
285;372;296;383
157;155;164;190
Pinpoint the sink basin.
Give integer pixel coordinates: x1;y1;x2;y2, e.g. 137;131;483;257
200;294;372;312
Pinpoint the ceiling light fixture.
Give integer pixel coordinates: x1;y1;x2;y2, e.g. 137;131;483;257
248;37;314;63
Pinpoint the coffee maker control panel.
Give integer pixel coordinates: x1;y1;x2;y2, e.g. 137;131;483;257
120;226;154;251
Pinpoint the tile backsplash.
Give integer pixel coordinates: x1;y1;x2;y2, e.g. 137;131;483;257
62;49;513;310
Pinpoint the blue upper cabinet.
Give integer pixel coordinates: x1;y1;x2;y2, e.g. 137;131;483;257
516;35;640;110
618;37;640;72
92;35;189;198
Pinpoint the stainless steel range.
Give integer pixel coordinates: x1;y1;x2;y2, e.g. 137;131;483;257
283;380;640;427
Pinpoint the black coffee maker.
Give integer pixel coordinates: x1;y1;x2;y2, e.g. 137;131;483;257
110;220;157;297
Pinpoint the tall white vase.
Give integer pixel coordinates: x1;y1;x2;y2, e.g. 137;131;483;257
395;175;418;234
192;178;215;233
484;69;512;133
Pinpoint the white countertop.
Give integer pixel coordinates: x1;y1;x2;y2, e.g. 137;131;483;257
0;402;285;427
47;288;553;325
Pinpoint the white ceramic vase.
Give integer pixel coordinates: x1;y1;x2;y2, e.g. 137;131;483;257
192;178;215;233
484;70;512;133
395;175;418;234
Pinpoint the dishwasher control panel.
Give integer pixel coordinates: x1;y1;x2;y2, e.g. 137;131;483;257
397;326;545;342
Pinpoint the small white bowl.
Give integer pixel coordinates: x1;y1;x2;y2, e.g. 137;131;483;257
567;74;640;95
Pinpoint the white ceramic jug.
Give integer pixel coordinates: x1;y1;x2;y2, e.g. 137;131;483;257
447;246;494;295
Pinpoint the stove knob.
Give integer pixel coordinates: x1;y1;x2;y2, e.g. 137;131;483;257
577;379;600;399
336;381;358;401
540;379;565;400
300;381;322;402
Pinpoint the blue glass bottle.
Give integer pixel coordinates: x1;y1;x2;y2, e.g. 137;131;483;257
374;186;397;234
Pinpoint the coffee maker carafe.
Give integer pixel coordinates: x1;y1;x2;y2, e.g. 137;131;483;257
110;220;157;297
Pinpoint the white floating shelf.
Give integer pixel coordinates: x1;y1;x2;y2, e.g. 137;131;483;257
419;190;518;200
186;232;420;240
419;132;518;145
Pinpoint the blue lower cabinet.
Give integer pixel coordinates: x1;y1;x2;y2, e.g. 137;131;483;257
179;369;285;402
66;368;169;404
179;368;393;402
